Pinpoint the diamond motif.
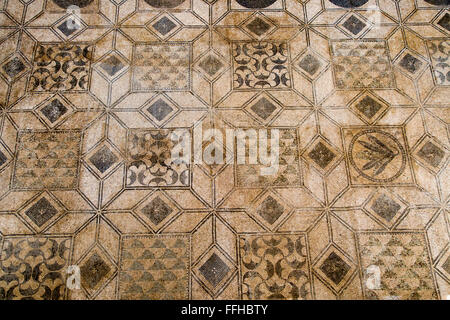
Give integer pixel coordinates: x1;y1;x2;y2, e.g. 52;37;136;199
399;53;423;74
342;15;366;35
355;95;383;119
25;197;58;227
80;252;111;290
147;99;174;122
89;146;118;174
2;57;25;78
0;150;7;167
442;256;450;275
319;252;350;285
370;193;402;222
246;17;271;36
437;13;450;32
141;196;173;226
198;55;224;77
250;97;277;120
57;18;81;37
257;195;284;225
417;141;445;168
100;55;125;77
199;253;230;288
41;99;68;123
298;54;321;76
152;16;177;36
308;142;336;169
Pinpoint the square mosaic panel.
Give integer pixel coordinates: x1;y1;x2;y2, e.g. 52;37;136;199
119;235;189;300
126;129;191;187
28;43;93;92
0;237;71;300
132;43;191;91
331;40;395;89
232;41;291;89
12;131;82;190
358;232;437;300
236;129;301;187
342;127;414;186
239;233;310;300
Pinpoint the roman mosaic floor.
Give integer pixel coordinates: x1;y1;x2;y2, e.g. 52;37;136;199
0;0;449;300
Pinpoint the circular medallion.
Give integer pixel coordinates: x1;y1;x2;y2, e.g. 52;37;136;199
328;0;369;8
144;0;186;8
52;0;94;9
349;130;406;183
235;0;278;9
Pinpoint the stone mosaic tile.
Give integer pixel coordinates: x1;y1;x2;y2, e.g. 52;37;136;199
12;131;82;190
239;233;311;300
119;235;189;300
0;237;71;300
28;43;93;92
0;0;449;300
132;44;191;91
358;232;438;300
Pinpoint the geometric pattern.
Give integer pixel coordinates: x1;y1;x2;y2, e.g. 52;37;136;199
132;44;190;91
331;40;395;88
28;43;92;92
152;17;177;36
198;55;224;78
199;253;230;288
79;248;115;296
364;189;407;228
232;41;291;89
0;0;449;301
354;96;384;120
146;98;174;122
89;145;119;174
313;246;356;293
358;233;438;300
40;99;68;124
194;248;235;295
320;252;351;285
135;192;180;231
11;131;82;190
0;237;71;300
119;236;189;300
126;129;190;187
342;15;366;35
245;17;272;37
239;233;310;300
24;197;59;227
2;57;26;80
80;253;111;291
236;129;301;187
99;55;125;78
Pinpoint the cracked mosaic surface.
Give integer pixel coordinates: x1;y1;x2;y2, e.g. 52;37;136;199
0;0;448;300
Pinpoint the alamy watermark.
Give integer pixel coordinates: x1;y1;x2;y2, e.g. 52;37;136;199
170;126;281;175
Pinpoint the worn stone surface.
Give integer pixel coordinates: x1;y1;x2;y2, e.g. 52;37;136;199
0;0;448;300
